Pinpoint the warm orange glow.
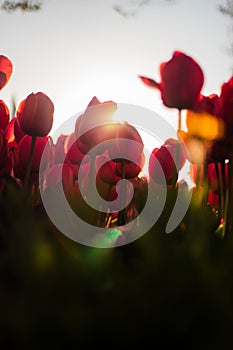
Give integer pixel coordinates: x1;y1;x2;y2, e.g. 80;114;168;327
178;130;206;165
186;111;224;141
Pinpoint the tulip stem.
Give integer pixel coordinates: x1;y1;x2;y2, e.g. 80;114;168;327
226;155;233;235
202;146;209;208
215;162;223;216
178;109;182;131
87;152;96;206
117;161;126;226
195;163;202;207
23;135;36;196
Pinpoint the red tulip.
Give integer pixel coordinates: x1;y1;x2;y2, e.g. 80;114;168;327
14;135;48;179
210;139;232;162
75;97;117;154
43;163;76;190
192;94;222;117
17;92;54;137
96;155;120;185
64;132;86;165
13;118;26;144
53;134;67;164
108;122;144;163
149;140;185;185
139;51;204;110
115;153;144;178
5;118;16;147
209;77;233;161
0;55;13;90
208;191;219;208
220;76;233;132
164;138;187;169
0;130;9;170
0;100;10;132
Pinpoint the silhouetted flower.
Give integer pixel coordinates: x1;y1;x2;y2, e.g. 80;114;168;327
0;100;10;132
17;92;54;137
139;51;204;110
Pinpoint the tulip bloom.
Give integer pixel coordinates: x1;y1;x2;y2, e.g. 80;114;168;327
115;153;144;178
96;156;120;185
220;77;233;133
139;51;204;110
0;130;9;170
149;141;185;185
0;100;10;132
0;55;13;90
108;122;144;163
75;96;117;154
17;92;54;137
64;132;86;165
192;94;222;117
14;135;49;180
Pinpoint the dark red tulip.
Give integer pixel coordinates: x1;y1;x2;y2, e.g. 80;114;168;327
53;134;67;165
96;176;118;202
14;135;48;179
108;122;143;163
115;153;144;178
220;76;233;133
140;51;204;110
5;118;16;147
192;94;222;117
0;130;9;170
164;138;187;169
96;155;120;185
64;132;86;165
42;163;77;201
13;118;26;144
149;140;185;185
0;100;10;132
0;55;13;90
208;78;233;161
210;139;232;162
17;92;54;137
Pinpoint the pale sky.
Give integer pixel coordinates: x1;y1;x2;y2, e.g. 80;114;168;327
0;0;232;136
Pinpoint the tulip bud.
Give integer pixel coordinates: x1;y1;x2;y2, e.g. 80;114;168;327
17;92;54;137
149;145;178;185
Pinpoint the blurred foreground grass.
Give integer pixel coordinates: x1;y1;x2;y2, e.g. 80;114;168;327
1;178;233;349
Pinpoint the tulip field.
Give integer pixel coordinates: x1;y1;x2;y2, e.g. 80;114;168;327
1;52;233;347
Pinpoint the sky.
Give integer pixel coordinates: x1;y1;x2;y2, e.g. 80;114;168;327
0;0;232;139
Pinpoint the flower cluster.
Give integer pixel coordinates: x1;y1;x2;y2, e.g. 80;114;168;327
140;51;233;237
0;51;233;241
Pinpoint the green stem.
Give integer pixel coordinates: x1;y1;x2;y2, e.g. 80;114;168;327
117;161;126;226
221;161;226;206
99;183;113;227
196;163;202;207
226;154;233;235
87;152;96;203
173;109;182;187
23;135;37;196
178;109;182;131
202;145;208;208
215;162;223;216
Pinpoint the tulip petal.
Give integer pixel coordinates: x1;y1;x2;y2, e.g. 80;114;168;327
0;55;13;90
138;76;160;90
